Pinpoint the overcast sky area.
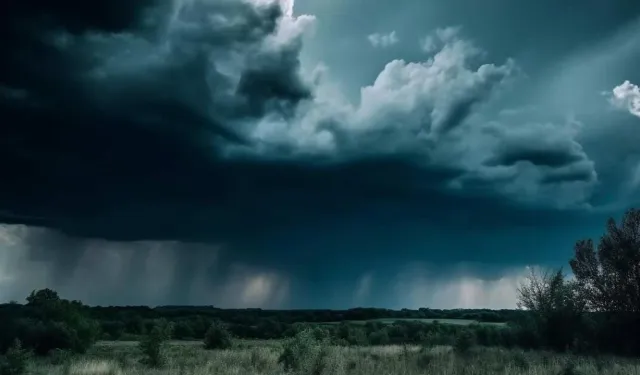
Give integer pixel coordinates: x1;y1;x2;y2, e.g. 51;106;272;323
1;0;640;310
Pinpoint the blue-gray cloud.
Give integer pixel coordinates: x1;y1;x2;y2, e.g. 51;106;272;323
1;0;639;308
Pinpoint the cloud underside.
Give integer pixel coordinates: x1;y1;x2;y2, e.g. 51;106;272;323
1;223;529;309
0;0;617;274
0;0;600;235
0;224;290;307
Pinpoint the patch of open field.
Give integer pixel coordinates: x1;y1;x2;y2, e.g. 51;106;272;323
25;340;640;375
318;318;507;326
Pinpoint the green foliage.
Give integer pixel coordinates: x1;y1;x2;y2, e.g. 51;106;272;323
516;268;586;351
3;206;640;360
249;349;271;373
48;348;72;366
173;321;195;340
570;208;640;313
368;328;390;345
138;319;173;368
510;351;529;370
203;321;233;350
278;328;328;374
558;362;583;375
570;208;640;355
0;289;99;356
0;339;30;375
334;322;368;346
454;329;476;355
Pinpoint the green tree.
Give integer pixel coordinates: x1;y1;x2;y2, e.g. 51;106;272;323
172;321;195;340
139;319;173;368
278;329;326;374
570;208;640;354
203;321;233;350
7;289;100;355
570;208;640;312
0;339;31;375
516;268;585;351
368;328;390;345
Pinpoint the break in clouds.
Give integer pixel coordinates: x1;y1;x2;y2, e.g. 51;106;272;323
0;0;637;308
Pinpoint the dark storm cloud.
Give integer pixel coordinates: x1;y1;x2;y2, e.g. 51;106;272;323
4;0;160;33
1;0;309;132
488;144;585;169
0;0;633;308
0;0;316;235
481;121;596;185
0;1;600;248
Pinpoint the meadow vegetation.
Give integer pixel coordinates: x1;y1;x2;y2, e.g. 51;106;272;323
14;335;640;375
0;208;639;374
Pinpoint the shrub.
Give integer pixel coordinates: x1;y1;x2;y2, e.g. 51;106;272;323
0;289;99;356
48;348;72;365
278;328;326;374
139;319;173;368
0;339;30;375
415;348;435;370
511;351;529;370
203;321;233;350
250;349;271;373
368;329;390;345
558;362;583;375
454;329;476;355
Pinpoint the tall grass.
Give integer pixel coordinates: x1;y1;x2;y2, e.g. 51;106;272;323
23;341;640;375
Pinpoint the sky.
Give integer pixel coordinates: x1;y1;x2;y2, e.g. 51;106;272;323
1;0;640;309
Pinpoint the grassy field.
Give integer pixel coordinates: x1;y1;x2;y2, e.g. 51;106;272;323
21;340;640;375
318;318;507;326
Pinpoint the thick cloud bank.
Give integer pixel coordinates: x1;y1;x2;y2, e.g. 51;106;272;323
0;0;625;307
245;26;597;208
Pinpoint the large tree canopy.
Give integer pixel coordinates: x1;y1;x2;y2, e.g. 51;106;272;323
570;208;640;312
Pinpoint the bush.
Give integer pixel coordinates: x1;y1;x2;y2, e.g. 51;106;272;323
558;362;583;375
454;329;476;355
0;339;30;375
368;329;390;345
278;329;327;374
139;319;173;368
203;321;233;350
48;348;72;365
0;289;99;356
250;349;271;373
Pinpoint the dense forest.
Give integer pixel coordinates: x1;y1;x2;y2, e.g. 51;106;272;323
1;209;639;358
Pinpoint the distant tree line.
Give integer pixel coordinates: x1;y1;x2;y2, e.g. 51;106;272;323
0;209;639;358
84;306;519;341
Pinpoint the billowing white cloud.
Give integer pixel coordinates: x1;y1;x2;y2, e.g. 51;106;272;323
420;26;462;53
241;27;597;208
610;80;640;118
368;31;399;48
248;27;513;154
